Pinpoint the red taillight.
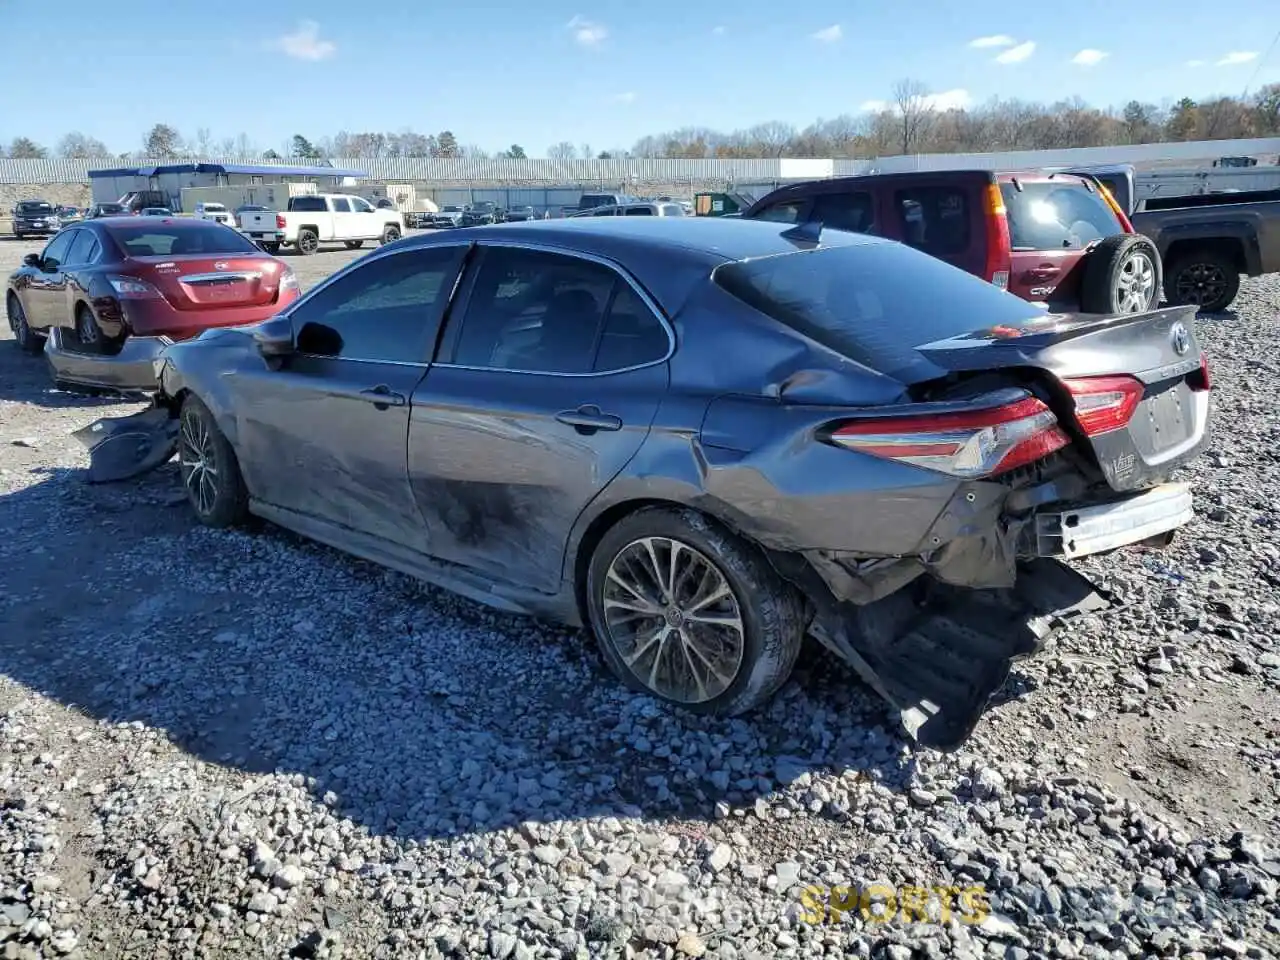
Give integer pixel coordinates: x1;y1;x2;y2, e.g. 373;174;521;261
106;274;162;299
1097;184;1134;233
1188;351;1212;392
275;213;287;229
829;393;1069;479
1061;375;1144;436
982;183;1012;290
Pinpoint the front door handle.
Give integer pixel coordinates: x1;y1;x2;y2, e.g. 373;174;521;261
358;385;406;410
556;404;623;434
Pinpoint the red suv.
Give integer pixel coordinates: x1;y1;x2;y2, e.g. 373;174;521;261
743;170;1161;314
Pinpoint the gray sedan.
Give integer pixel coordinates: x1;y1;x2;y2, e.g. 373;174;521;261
78;217;1212;749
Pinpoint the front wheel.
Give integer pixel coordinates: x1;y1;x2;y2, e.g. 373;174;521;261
380;225;401;246
1164;251;1241;313
585;507;807;716
7;294;43;354
178;394;250;528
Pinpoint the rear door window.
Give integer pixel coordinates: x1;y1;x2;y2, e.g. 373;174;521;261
714;241;1046;383
752;199;808;224
331;197;352;212
1000;180;1123;251
66;230;100;264
624;206;654;216
811;192;874;233
893;187;970;256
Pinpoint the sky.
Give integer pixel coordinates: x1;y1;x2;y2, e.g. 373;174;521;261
1;0;1278;157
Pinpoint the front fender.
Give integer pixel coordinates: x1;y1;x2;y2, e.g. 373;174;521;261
157;331;253;448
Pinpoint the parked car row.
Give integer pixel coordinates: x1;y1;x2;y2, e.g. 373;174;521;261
21;214;1211;751
8;201;95;239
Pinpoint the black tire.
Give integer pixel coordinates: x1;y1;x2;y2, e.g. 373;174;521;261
344;240;364;250
1163;250;1241;313
1079;234;1162;315
72;304;123;355
7;294;43;354
261;242;281;255
585;506;807;717
177;394;250;529
380;225;401;246
295;229;319;256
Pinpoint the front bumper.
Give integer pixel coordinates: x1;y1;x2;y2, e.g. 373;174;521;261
1031;482;1193;559
44;327;170;392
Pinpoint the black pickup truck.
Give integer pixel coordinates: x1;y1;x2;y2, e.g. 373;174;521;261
1130;188;1280;313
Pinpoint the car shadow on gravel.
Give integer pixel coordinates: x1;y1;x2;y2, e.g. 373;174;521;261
0;347;146;410
0;465;1045;846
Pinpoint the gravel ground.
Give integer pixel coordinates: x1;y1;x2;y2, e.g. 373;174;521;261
1;234;1278;960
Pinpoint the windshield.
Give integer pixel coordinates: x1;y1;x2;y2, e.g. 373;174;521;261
104;222;262;257
202;203;227;212
443;206;462;212
1000;179;1123;251
18;202;54;215
714;241;1047;383
99;203;125;213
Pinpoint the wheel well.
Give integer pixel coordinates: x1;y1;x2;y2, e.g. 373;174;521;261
297;224;319;236
1164;237;1245;273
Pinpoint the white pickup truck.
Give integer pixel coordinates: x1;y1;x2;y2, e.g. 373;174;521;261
240;194;405;256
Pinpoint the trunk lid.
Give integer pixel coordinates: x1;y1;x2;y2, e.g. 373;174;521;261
128;255;283;311
913;304;1210;490
242;212;280;231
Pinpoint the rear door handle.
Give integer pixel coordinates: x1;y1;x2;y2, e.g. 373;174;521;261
358;385;406;409
1027;266;1062;281
556;404;623;434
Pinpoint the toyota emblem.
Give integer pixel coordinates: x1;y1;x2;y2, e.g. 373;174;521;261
1169;321;1191;356
213;261;228;271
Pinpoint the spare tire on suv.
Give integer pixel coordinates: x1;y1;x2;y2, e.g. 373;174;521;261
1079;234;1162;315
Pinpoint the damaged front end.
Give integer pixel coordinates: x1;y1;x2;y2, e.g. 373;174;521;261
72;403;179;483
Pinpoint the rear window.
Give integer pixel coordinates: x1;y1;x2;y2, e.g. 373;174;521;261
580;195;616;208
1000;179;1122;251
714;242;1047;382
289;196;328;212
18;202;54;214
105;224;261;257
893;187;970;256
202;203;227;212
98;203;125;213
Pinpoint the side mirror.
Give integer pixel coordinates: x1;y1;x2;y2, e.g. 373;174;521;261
253;315;295;359
295;321;343;357
23;253;41;268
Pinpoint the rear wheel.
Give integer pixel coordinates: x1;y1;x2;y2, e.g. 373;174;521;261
380;225;401;246
261;242;281;255
7;294;43;354
295;229;320;256
178;394;250;528
585;506;807;716
72;304;124;355
344;240;364;250
1164;250;1240;313
1080;234;1161;314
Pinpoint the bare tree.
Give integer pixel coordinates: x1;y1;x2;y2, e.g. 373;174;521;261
892;79;935;155
143;123;182;158
56;132;109;158
8;137;47;159
546;141;577;160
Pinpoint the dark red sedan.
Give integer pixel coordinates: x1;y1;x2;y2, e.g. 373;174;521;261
6;216;301;389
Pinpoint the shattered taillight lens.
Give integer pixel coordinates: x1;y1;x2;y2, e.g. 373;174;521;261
1061;375;1144;436
829;393;1069;479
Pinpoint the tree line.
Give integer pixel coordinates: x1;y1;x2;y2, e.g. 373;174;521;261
4;80;1279;163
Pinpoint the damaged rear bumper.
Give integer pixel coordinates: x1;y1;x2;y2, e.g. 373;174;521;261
44;327;171;393
1030;482;1193;558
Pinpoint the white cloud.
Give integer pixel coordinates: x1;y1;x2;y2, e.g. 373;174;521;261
1216;51;1258;66
923;88;973;111
566;15;608;47
811;24;842;43
1071;48;1108;66
613;91;637;104
1186;59;1206;67
272;20;336;61
969;34;1016;48
711;25;725;36
862;89;972;114
995;40;1036;64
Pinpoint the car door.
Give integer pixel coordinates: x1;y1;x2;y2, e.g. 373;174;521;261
407;244;671;594
21;228;78;330
329;195;355;240
52;229;103;330
349;196;379;238
231;243;470;552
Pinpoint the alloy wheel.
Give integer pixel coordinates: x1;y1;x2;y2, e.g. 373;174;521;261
601;536;746;704
1174;262;1228;308
1115;252;1156;313
76;308;100;346
179;409;220;518
298;233;319;255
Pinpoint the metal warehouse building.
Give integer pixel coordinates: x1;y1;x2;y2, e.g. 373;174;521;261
87;162;368;208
